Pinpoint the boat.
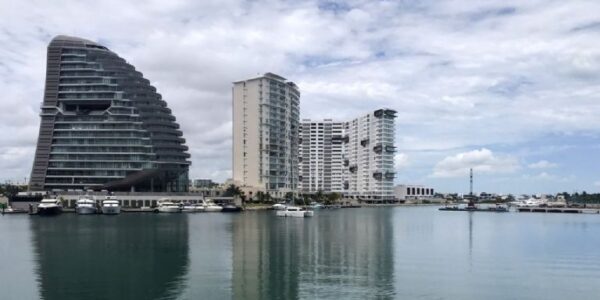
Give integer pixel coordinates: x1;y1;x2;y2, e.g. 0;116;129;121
271;203;286;210
221;204;242;213
155;199;182;213
276;206;314;218
439;203;509;212
203;199;223;212
101;200;121;215
37;198;63;216
76;198;98;215
182;203;204;213
309;202;324;209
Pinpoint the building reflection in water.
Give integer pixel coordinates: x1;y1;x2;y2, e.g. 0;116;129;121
30;214;189;300
232;209;395;299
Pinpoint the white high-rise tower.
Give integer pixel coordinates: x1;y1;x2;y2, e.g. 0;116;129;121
232;73;300;198
298;119;345;193
343;109;397;202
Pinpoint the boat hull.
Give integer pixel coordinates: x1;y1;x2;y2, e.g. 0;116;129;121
76;206;98;215
204;206;223;212
182;206;204;213
157;207;181;213
101;207;121;215
276;210;313;217
37;206;62;216
222;206;242;213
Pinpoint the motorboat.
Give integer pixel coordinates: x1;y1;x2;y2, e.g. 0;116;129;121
182;203;204;213
101;200;121;215
271;203;286;210
37;198;63;216
76;198;98;215
309;202;324;209
155;199;182;213
276;206;314;218
203;199;223;212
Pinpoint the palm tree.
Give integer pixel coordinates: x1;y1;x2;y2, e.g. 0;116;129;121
224;184;242;197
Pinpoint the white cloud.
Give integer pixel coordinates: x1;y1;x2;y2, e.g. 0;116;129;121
527;160;558;169
522;172;574;182
431;148;519;178
394;153;409;171
0;0;599;192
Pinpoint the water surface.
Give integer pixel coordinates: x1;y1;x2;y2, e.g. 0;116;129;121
1;207;600;299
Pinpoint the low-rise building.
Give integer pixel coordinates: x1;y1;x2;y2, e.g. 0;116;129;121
395;184;435;201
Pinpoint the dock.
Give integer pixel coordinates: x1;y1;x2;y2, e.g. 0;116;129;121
517;207;600;214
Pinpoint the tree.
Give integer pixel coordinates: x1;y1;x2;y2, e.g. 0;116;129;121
224;184;242;197
0;184;25;198
265;192;272;203
314;190;324;202
326;192;341;205
256;191;265;203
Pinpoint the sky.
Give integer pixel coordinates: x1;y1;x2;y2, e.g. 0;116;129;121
0;0;599;195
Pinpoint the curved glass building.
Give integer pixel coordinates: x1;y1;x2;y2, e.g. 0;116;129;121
29;35;190;192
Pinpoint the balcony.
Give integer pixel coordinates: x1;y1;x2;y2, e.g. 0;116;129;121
373;144;383;153
374;109;397;119
349;165;357;173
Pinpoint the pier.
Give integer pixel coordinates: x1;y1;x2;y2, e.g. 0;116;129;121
516;207;600;214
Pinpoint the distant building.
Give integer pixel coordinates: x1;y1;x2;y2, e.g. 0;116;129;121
298;119;345;193
344;109;397;202
395;184;435;201
192;179;216;189
478;192;498;201
29;35;190;192
232;73;300;198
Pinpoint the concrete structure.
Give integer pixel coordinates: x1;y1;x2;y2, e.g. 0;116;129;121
344;109;397;202
232;73;300;198
298;119;344;193
395;184;435;201
29;35;190;192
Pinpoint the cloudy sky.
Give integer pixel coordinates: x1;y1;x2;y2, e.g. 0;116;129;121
1;0;599;194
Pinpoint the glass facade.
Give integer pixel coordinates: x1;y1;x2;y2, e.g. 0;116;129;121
30;36;190;192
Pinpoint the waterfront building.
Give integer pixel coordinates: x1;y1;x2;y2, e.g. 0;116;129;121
343;109;397;202
298;119;345;193
232;73;300;198
394;184;435;201
29;35;190;192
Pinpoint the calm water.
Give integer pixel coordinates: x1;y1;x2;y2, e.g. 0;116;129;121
1;207;600;300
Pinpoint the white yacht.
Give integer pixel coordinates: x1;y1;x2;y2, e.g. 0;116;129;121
101;200;121;215
76;198;98;215
203;199;223;212
182;203;204;213
276;206;314;218
156;199;182;213
37;198;63;216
